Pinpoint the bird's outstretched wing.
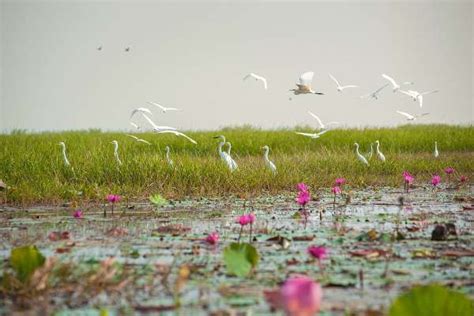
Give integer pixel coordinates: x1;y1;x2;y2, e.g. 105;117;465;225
316;129;329;136
130;107;152;119
396;111;414;120
126;134;139;141
308;111;324;128
158;130;197;144
398;90;416;98
299;71;314;86
340;85;358;89
382;74;397;87
419;112;430;117
244;73;267;90
420;90;439;96
328;73;340;87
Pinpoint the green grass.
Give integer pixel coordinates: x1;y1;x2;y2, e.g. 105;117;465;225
0;124;472;204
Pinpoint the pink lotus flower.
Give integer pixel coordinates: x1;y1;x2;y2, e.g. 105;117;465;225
444;167;455;175
246;213;256;224
307;246;328;261
431;175;441;187
331;186;341;195
205;232;219;245
296;190;310;206
460;175;468;183
297;183;309;192
237;215;251;226
107;194;121;203
335;178;346;186
281;276;322;316
403;171;414;184
73;209;83;219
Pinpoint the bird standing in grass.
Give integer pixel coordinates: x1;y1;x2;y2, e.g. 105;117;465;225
214;135;236;172
111;140;123;165
58;142;71;167
354;143;369;166
375;140;386;162
226;142;238;170
262;145;277;174
165;146;174;167
434;141;439;158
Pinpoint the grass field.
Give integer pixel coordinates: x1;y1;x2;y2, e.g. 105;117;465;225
0;124;472;204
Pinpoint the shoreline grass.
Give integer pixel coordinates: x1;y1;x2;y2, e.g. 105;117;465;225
0;124;473;205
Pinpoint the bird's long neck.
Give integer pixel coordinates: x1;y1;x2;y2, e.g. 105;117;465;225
61;145;69;165
227;144;231;155
166;148;171;160
375;142;380;153
264;148;269;160
435;142;438;150
355;145;360;155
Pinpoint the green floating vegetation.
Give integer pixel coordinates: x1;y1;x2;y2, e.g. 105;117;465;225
389;284;473;316
223;242;259;277
149;194;168;207
10;245;46;283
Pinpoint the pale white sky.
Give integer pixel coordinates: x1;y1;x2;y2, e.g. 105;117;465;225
1;0;473;132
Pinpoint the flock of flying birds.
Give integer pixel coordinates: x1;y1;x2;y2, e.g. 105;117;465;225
58;69;440;173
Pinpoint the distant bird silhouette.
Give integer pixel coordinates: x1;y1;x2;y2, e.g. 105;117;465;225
124;47;131;52
97;46;103;51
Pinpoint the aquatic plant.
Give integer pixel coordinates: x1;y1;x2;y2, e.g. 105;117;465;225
73;209;83;218
281;276;322;316
403;171;414;193
431;175;441;188
223;242;259;277
205;232;219;245
106;194;121;216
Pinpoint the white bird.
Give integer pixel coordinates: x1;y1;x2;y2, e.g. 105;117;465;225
156;130;197;145
58;142;71;167
367;143;374;160
360;83;389;100
214;135;236;172
111;140;123;165
328;73;358;92
375;140;386;162
124;46;131;52
243;73;268;90
165;146;174;167
289;71;324;96
130;122;141;130
130;107;153;120
307;111;340;129
354;143;369;166
97;45;103;51
126;134;152;145
295;129;329;139
434;141;439;158
262;145;277;174
396;111;430;121
141;113;178;132
226;142;238;170
382;74;414;92
398;90;439;108
147;101;181;113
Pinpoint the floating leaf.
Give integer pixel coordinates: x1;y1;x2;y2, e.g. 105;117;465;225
149;194;167;207
389;284;473;316
10;245;46;283
223;242;259;277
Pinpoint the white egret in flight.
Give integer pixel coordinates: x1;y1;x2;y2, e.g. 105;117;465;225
130;122;140;130
289;71;324;96
111;140;123;165
360;83;389;100
165;146;174;167
126;134;152;145
226;142;238;170
130;107;153;120
307;111;340;129
147;101;181;113
398;90;438;108
354;143;369;166
396;111;429;121
375;140;386;162
382;74;414;92
214;135;236;172
328;73;358;92
141;113;178;132
243;73;268;90
295;129;329;139
434;141;439;158
58;142;71;167
262;145;277;174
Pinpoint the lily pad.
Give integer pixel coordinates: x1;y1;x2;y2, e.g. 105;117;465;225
10;245;46;283
223;242;259;277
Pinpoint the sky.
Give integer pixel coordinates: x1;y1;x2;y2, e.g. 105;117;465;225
1;0;473;132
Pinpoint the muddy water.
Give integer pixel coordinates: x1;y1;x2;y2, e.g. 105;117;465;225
0;186;473;315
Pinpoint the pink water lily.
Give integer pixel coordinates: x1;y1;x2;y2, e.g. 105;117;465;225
403;171;414;193
296;190;310;206
297;183;309;192
205;232;219;245
246;213;256;224
107;194;121;203
431;175;441;187
307;246;327;261
444;167;455;175
460;175;468;183
281;276;322;316
73;209;83;219
334;178;346;186
331;186;341;195
237;215;251;226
